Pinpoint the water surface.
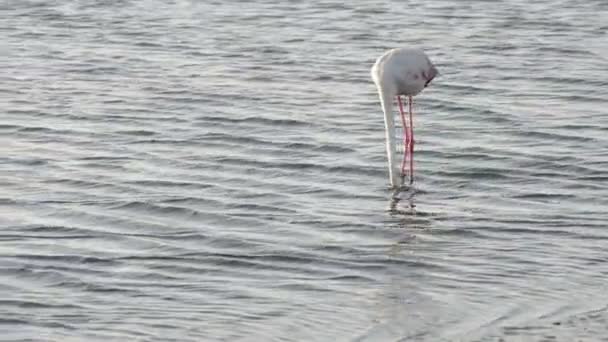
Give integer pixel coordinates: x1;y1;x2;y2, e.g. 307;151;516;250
2;0;608;341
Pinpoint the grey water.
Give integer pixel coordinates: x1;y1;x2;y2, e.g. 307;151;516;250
2;0;608;341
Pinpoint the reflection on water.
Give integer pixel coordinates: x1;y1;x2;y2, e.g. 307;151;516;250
389;184;418;213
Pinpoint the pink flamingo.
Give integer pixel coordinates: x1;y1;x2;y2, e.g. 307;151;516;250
371;48;438;188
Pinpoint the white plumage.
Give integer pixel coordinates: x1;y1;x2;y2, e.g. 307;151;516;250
371;48;438;188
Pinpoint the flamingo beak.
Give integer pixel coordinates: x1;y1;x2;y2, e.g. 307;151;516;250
424;65;438;87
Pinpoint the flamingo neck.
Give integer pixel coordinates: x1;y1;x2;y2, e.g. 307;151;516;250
378;87;400;187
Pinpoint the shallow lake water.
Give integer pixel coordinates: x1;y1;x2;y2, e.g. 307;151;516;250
2;0;608;340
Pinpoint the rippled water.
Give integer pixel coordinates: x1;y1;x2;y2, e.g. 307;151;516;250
2;0;608;341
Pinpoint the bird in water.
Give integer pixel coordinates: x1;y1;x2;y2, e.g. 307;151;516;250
371;48;438;188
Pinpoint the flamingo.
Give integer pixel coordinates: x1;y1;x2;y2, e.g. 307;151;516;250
371;48;438;188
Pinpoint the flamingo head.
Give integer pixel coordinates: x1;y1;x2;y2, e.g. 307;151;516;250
424;65;439;88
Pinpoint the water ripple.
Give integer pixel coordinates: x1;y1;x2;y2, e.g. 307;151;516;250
2;0;608;341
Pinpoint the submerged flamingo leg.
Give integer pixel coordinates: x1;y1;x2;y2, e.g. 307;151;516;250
408;96;415;184
397;96;408;180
